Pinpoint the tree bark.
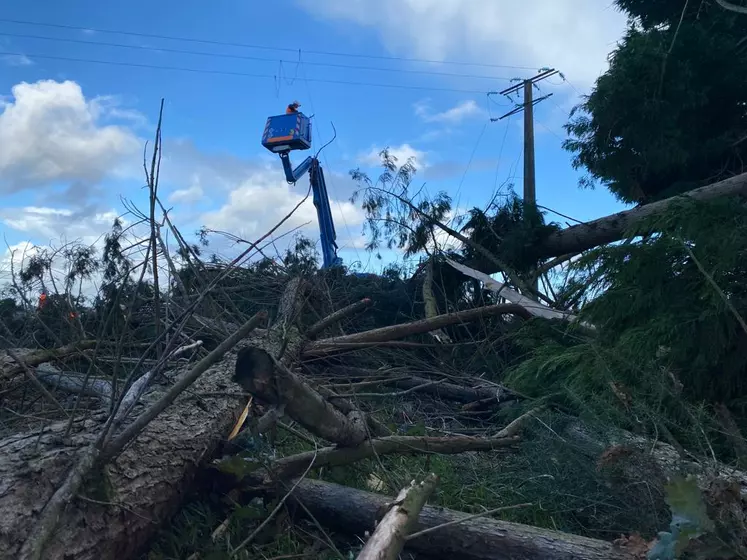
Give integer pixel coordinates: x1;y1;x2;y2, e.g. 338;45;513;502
0;280;305;560
537;172;747;259
233;347;368;446
0;354;247;560
422;259;452;344
284;479;635;560
306;298;372;339
1;340;96;382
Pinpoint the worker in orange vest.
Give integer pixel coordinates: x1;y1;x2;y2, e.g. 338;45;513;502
286;100;301;114
37;291;48;311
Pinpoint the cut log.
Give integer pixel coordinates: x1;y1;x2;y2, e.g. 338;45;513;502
233;347;368;446
284;478;635;560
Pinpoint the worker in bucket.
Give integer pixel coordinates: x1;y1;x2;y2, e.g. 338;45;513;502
286;100;301;114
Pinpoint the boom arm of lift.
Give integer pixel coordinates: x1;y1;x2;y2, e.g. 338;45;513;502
279;151;342;269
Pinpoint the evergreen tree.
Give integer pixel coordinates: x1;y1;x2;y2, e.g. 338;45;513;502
564;0;747;204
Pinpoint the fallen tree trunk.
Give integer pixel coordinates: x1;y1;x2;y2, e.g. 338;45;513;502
468;172;747;278
1;340;96;383
284;479;635;560
0;279;308;560
0;349;250;559
233;346;368;446
539;172;747;259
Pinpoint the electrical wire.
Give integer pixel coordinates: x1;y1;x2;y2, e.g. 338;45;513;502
453;122;488;206
0;17;540;70
534;118;566;143
0;31;520;82
0;50;495;94
490;112;513;204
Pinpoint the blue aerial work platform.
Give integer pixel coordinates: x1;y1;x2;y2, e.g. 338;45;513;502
262;112;312;153
261;110;342;269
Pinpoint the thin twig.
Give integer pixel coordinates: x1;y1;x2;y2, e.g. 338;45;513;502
335;379;446;399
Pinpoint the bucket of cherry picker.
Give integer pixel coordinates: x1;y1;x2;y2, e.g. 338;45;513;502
261;112;312;153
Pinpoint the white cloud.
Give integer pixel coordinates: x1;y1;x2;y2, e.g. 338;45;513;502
200;167;366;254
169;177;205;204
0;80;142;194
359;143;428;171
0;205;120;245
414;99;483;124
2;54;33;67
296;0;627;88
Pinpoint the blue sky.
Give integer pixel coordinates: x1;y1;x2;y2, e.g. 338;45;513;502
0;0;631;281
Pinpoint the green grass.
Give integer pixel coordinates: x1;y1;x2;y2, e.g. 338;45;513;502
146;405;672;559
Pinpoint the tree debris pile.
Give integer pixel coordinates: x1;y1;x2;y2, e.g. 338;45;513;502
5;1;747;553
3;183;747;560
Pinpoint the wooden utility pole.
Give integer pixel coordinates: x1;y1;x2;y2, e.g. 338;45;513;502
490;68;558;292
492;68;558;210
523;79;536;207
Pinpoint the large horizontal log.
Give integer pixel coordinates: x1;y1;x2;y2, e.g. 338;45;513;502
1;341;96;382
285;478;634;560
538;172;747;259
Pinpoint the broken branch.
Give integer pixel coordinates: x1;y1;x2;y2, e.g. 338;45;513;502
357;474;439;560
304;303;531;357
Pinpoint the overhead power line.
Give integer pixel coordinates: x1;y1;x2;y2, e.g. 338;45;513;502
0;17;539;71
0;31;517;82
0;50;494;94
